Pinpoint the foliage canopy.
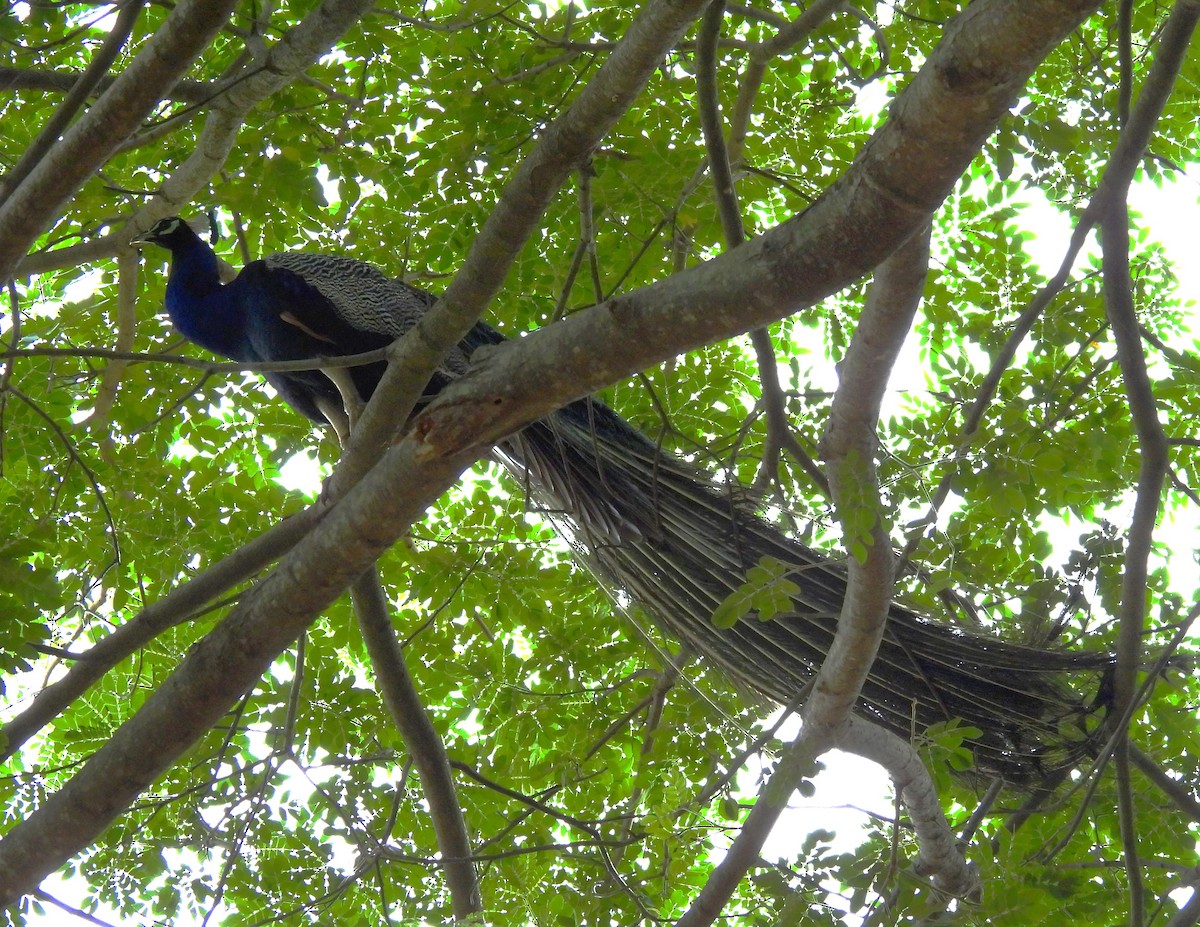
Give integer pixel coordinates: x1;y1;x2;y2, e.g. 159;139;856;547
1;1;1199;925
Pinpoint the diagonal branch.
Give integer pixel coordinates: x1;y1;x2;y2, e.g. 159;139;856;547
351;568;482;921
147;0;381;228
333;0;714;489
414;0;1107;460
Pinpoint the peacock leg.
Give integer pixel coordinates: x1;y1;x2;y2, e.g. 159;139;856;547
321;364;365;439
313;393;351;447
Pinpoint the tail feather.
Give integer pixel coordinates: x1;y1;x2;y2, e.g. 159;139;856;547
498;394;1112;784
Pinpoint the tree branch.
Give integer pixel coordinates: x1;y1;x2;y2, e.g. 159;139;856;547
0;65;215;104
350;568;482;921
332;0;714;490
146;0;380;228
837;716;978;898
80;248;139;436
696;1;822;496
728;0;845;165
414;0;1106;460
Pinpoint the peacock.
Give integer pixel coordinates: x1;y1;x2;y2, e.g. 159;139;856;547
138;215;1114;784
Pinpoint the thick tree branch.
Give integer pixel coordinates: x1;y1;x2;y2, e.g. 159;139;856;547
351;568;482;921
415;0;1106;460
810;222;930;725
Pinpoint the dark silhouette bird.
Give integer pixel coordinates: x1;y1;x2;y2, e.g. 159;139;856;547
139;215;1112;784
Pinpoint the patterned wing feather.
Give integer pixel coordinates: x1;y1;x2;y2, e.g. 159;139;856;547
263;252;435;339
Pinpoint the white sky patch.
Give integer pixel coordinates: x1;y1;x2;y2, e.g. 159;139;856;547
1015;190;1089;277
854;78;892;121
708;710;892;910
455;707;486;743
1130;167;1200;303
509;626;534;660
316;162;339;206
275;448;327;496
168;437;202;462
756;719;892;860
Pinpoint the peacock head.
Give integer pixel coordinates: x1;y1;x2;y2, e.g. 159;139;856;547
134;216;207;250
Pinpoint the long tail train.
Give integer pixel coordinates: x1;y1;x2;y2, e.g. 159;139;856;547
494;389;1113;784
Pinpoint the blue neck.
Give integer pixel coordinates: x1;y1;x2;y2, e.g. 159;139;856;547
163;234;248;359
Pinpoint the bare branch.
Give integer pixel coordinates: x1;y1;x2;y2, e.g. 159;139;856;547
837;716;978;898
0;65;215;104
351;568;482;921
